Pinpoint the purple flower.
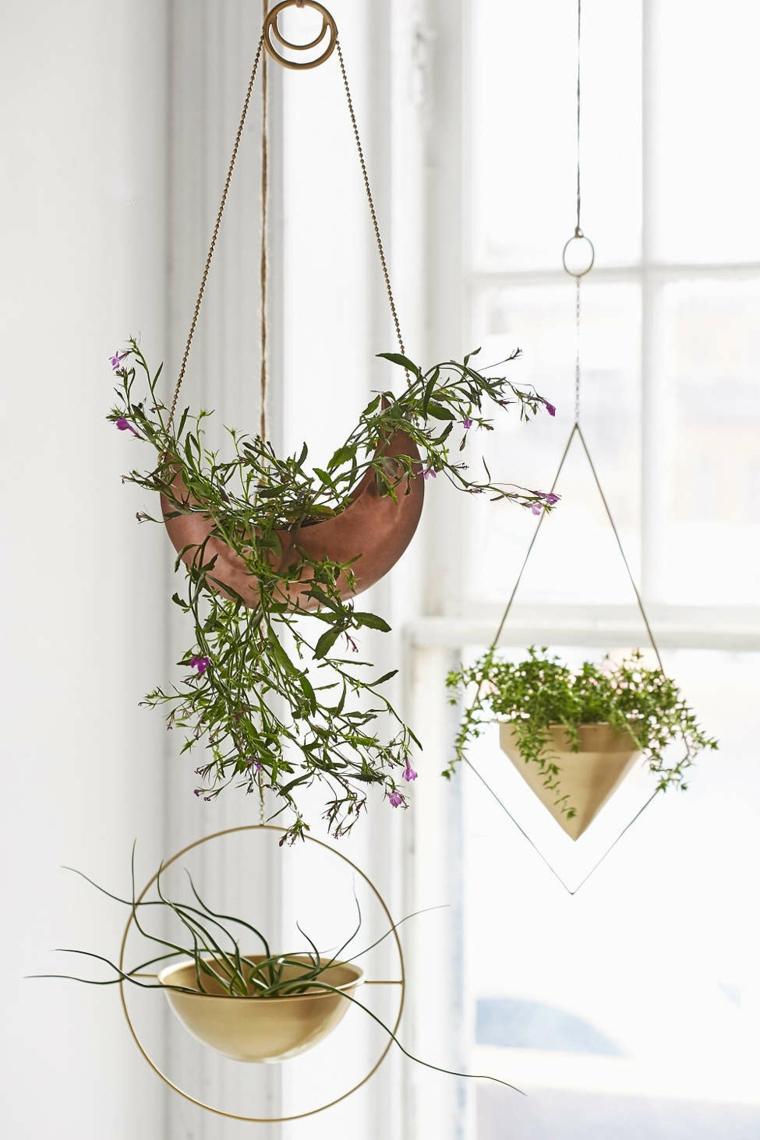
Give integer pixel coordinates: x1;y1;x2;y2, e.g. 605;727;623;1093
462;417;473;430
344;632;359;653
422;467;437;480
110;350;128;371
402;762;418;782
542;397;557;417
115;416;139;437
531;503;542;515
189;655;211;675
388;790;406;808
542;492;559;505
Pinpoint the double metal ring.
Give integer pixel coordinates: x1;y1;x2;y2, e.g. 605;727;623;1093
263;0;338;70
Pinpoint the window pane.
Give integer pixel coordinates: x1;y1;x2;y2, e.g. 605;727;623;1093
649;0;760;264
651;276;760;604
470;0;641;271
465;281;641;608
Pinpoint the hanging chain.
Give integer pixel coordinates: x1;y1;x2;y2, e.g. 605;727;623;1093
336;40;406;356
168;27;404;424
168;34;265;425
259;0;270;441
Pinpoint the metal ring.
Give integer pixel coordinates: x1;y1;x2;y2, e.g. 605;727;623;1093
562;230;595;278
118;824;405;1124
263;0;338;70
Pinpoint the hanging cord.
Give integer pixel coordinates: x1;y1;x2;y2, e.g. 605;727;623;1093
459;0;670;892
575;277;581;422
573;0;583;425
574;0;582;239
464;422;665;895
258;2;270;827
259;0;270;441
335;40;406;356
168;34;266;426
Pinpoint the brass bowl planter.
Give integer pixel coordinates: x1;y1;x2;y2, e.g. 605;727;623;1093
159;954;364;1062
500;723;641;840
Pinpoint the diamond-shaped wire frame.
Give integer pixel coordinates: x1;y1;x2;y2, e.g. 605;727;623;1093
462;421;672;895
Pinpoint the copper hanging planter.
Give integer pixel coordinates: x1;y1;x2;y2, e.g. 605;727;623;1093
499;723;642;840
160;428;424;608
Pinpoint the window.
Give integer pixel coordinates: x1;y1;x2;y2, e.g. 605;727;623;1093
405;2;760;1138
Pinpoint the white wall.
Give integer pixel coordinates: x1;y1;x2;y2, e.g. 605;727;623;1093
0;2;169;1135
0;2;429;1136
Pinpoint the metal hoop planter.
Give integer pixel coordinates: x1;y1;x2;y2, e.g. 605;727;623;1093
118;825;405;1124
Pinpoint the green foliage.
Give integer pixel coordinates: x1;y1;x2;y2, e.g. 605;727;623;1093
446;647;718;818
33;856;522;1093
109;340;556;842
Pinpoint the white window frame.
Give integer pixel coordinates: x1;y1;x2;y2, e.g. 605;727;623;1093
400;2;760;1138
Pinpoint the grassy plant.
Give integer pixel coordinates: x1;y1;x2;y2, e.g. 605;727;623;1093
33;853;523;1094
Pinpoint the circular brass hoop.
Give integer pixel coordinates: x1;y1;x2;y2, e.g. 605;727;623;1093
263;1;338;70
118;825;405;1124
562;230;595;278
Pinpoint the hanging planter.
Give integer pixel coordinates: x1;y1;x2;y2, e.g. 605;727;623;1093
159;955;364;1062
499;722;641;839
161;425;424;609
111;345;557;842
107;4;560;842
35;829;523;1106
447;648;717;841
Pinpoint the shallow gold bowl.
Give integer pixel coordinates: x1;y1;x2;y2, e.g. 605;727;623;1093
500;722;641;840
159;954;364;1063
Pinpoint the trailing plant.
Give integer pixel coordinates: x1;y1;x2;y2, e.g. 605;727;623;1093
108;341;558;843
446;647;717;821
33;855;522;1094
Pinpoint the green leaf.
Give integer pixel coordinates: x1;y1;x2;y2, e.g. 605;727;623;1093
377;352;420;375
425;402;454;421
353;612;392;632
372;669;398;686
314;626;343;659
327;445;356;471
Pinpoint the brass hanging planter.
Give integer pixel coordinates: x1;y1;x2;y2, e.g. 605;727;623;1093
118;825;406;1123
499;723;641;841
159;954;364;1062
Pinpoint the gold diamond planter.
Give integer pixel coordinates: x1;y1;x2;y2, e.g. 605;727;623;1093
499;723;641;840
159;954;364;1063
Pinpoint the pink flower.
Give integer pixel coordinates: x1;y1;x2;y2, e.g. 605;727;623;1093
344;632;359;653
110;351;128;371
388;790;406;808
531;503;542;515
542;397;557;417
422;467;437;480
115;417;139;437
189;655;211;675
542;492;559;505
462;417;473;429
402;762;417;782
